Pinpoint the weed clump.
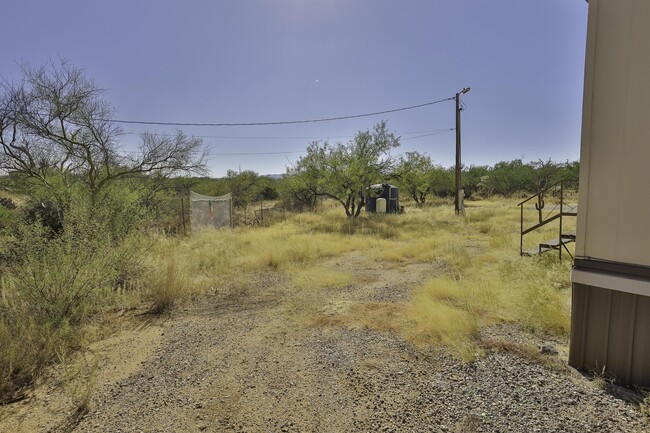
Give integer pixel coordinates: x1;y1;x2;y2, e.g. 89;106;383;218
144;256;187;314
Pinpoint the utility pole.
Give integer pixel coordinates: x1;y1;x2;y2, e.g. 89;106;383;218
455;87;471;215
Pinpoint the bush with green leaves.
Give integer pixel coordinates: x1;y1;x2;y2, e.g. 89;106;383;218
8;221;115;326
289;121;400;217
0;187;151;400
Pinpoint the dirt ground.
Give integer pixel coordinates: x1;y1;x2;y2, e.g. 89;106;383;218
1;252;647;432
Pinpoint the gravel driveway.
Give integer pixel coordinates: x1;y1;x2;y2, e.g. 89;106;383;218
74;287;646;433
2;263;647;433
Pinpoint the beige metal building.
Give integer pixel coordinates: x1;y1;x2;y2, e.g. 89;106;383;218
569;0;650;386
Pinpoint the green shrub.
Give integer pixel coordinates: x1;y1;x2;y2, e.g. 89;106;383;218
0;193;150;400
8;221;116;326
0;203;18;230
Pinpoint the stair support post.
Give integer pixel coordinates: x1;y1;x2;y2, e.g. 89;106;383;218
559;181;564;261
520;203;524;256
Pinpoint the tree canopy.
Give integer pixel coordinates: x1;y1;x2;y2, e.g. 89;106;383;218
289;121;400;217
392;152;453;206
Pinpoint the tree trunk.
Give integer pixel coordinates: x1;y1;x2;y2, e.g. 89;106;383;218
353;193;365;218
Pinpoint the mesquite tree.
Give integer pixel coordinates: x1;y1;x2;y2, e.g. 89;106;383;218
290;121;400;217
0;60;207;204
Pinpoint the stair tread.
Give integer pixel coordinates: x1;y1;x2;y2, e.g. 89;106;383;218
539;238;564;247
523;236;576;256
522;246;553;256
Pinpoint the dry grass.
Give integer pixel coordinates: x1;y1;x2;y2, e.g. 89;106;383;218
146;210;380;296
480;337;568;373
55;348;100;415
291;266;354;290
140;198;572;361
143;256;188;314
0;197;574;404
0;310;69;400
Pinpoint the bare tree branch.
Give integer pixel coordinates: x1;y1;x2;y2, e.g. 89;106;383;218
0;60;207;203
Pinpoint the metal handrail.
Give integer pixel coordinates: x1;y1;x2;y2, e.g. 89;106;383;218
519;179;579;258
517;179;577;206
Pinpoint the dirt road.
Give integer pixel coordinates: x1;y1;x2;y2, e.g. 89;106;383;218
1;255;647;432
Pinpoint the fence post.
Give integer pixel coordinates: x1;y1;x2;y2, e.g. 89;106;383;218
180;191;187;235
230;194;233;228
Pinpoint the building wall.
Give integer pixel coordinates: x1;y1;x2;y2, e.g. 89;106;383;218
576;0;650;266
570;283;650;385
571;0;650;386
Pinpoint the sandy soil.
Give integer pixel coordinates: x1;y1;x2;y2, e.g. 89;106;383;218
1;253;647;432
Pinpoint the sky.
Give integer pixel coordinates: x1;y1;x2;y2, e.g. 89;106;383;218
1;0;589;177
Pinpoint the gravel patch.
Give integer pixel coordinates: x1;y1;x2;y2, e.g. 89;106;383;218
71;298;646;433
3;258;646;433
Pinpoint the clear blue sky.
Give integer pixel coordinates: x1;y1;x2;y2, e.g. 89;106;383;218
2;0;588;177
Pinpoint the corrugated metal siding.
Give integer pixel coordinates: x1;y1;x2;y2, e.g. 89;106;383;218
570;283;650;386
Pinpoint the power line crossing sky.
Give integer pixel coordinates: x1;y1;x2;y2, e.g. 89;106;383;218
2;0;588;176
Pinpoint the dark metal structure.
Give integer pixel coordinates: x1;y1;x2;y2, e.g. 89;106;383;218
365;184;399;213
518;179;579;260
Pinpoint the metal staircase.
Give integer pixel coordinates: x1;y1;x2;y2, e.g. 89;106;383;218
518;180;579;260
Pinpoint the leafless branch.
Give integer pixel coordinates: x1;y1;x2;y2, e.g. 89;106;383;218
0;60;207;202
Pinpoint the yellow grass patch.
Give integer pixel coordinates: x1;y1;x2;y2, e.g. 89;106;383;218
291;266;354;290
145;198;572;360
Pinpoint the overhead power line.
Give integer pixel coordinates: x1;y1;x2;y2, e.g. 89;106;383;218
205;130;455;156
108;97;455;127
117;129;454;157
123;128;454;140
401;129;454;141
209;151;306;156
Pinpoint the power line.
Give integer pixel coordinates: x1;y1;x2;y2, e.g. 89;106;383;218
209;151;306;156
108;96;455;127
124;132;348;139
401;129;454;141
122;128;455;140
116;148;307;156
116;129;454;157
207;131;455;155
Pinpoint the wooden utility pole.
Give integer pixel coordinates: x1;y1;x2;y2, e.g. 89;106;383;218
455;87;470;215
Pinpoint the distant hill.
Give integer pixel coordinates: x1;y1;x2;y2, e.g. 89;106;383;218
264;174;284;180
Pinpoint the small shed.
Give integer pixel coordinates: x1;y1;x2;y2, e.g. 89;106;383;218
365;184;399;213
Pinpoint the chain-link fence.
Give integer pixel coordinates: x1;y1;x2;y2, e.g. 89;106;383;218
189;191;232;231
254;206;287;226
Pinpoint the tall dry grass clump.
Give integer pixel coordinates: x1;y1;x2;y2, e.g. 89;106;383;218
143;255;188;314
149;212;378;296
